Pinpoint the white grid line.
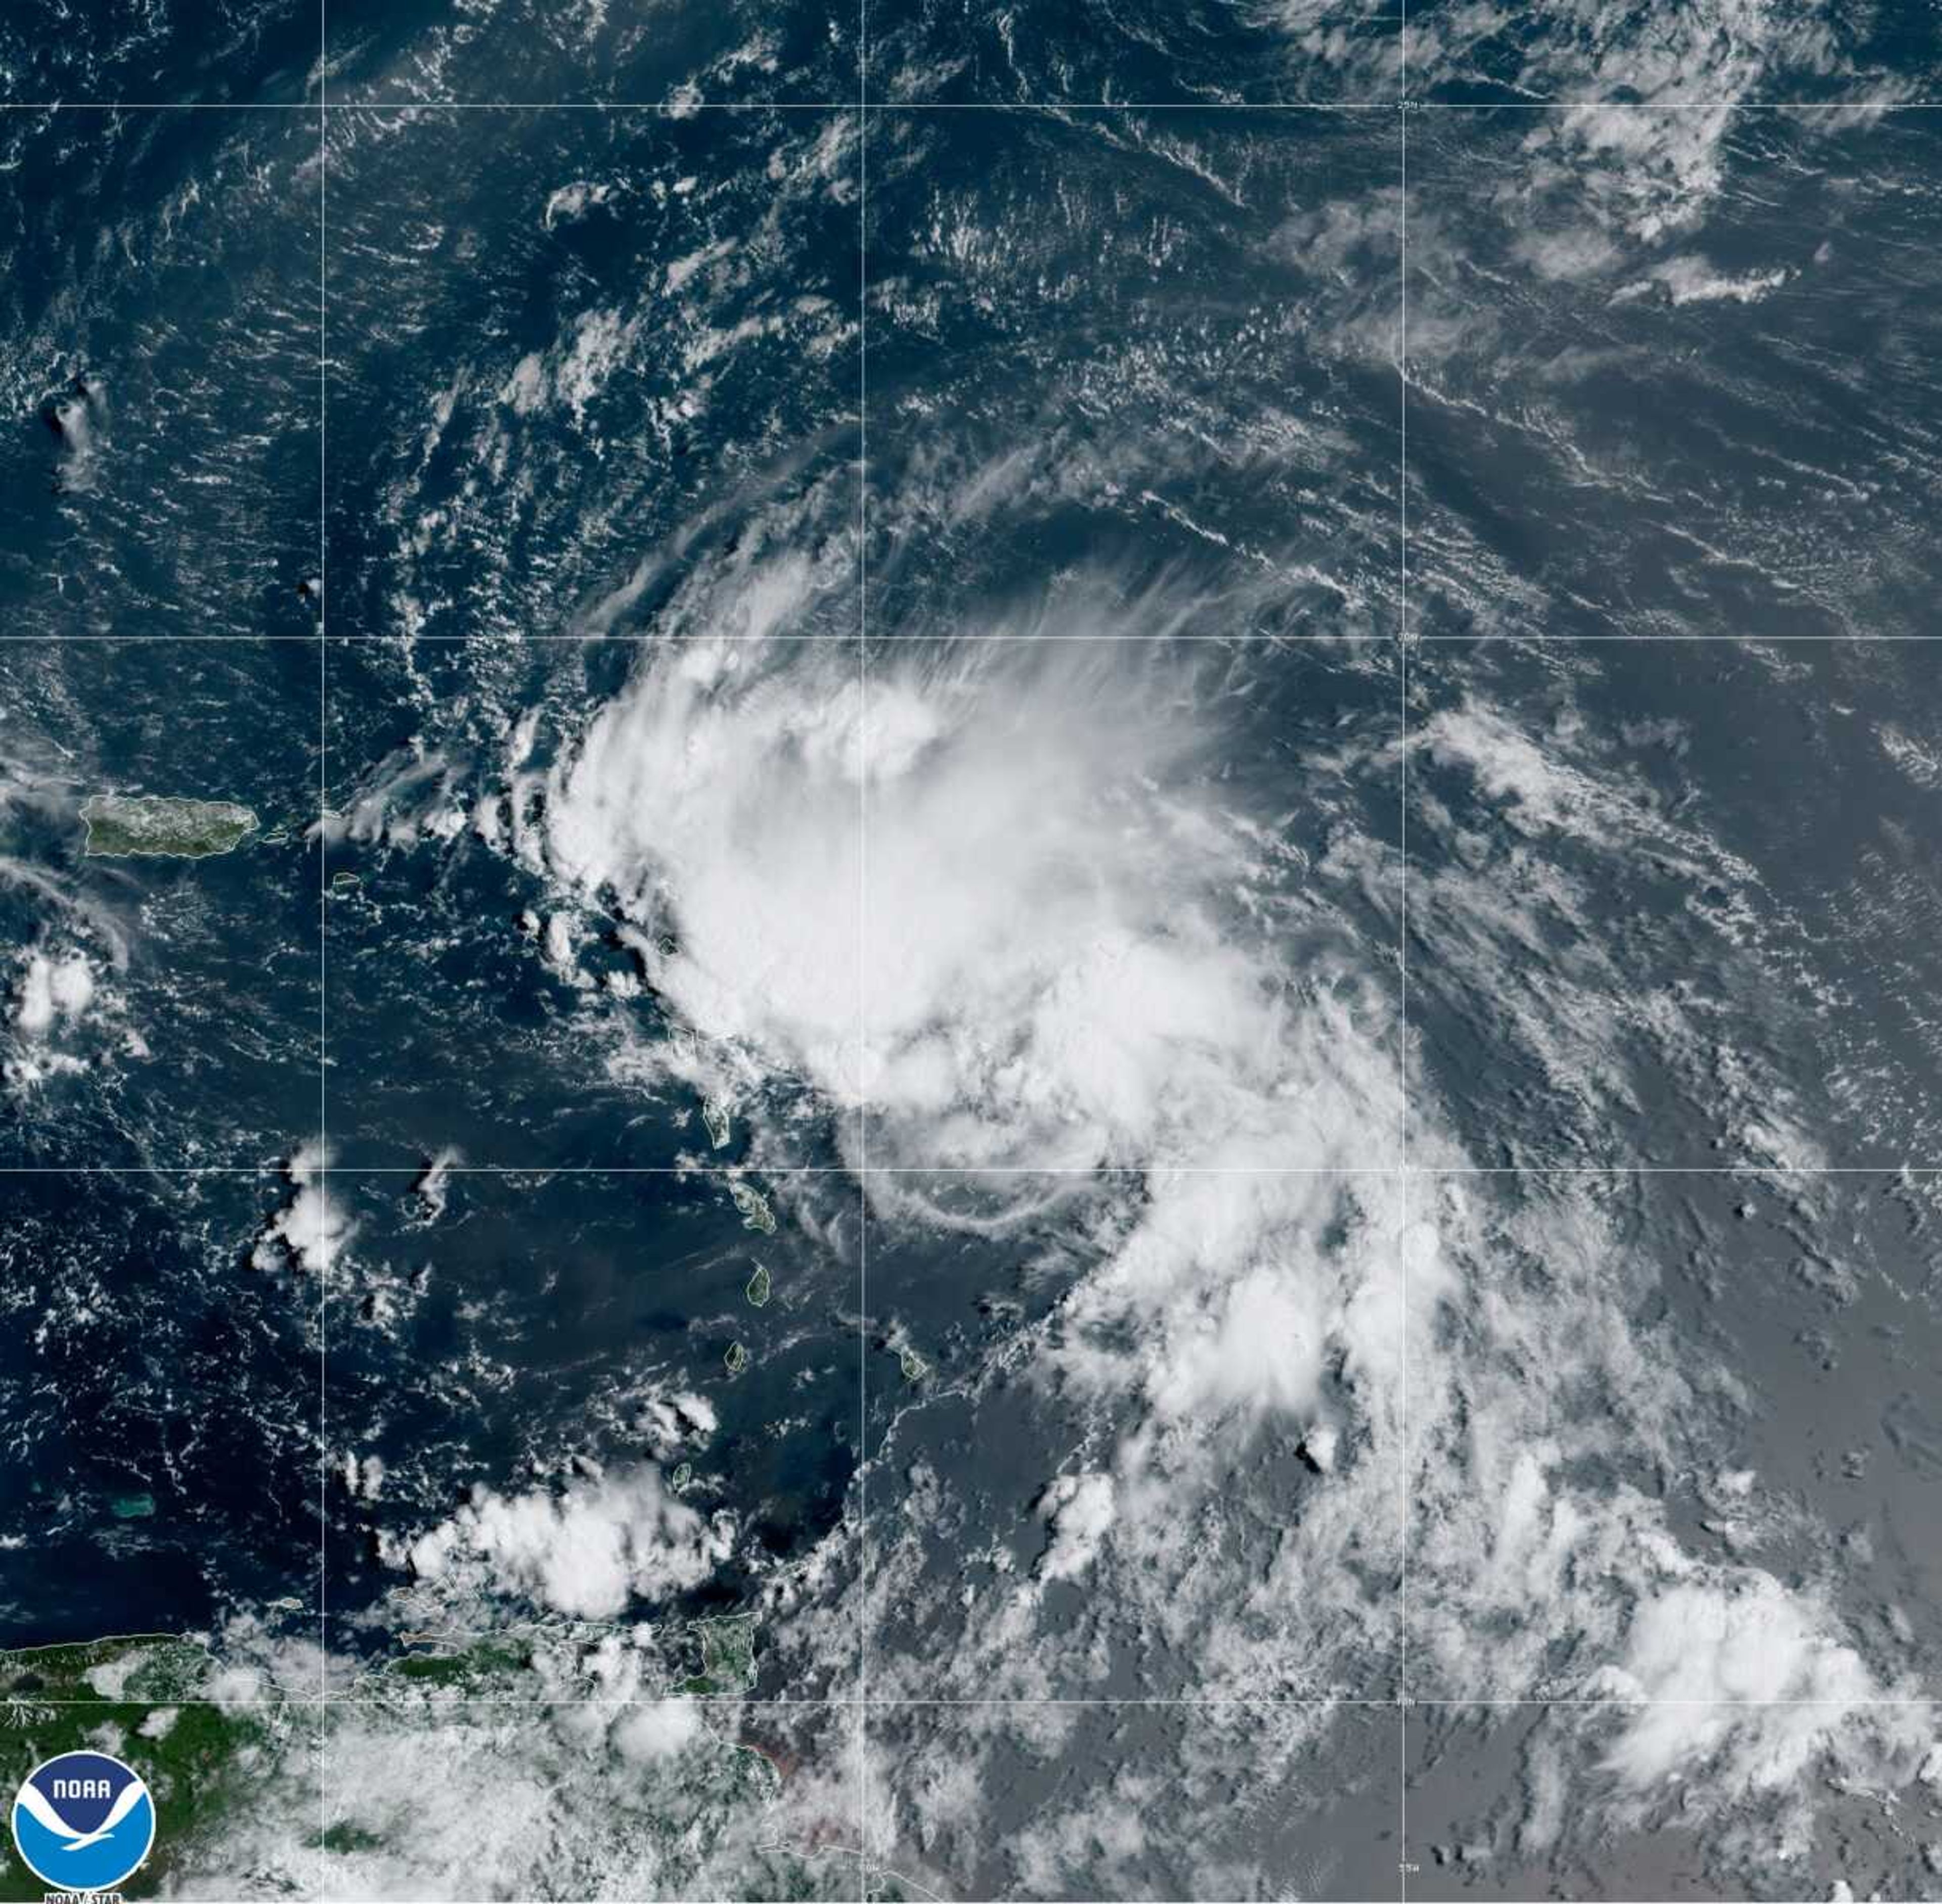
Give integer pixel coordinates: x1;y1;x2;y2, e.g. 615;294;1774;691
3;1164;1938;1175
9;99;1942;111
857;24;873;1895
1396;53;1410;1904
13;632;1942;652
9;1694;1934;1710
317;0;331;1893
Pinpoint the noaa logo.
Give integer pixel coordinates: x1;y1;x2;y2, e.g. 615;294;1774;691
11;1750;155;1894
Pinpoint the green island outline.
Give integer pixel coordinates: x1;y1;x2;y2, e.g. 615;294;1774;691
79;794;258;860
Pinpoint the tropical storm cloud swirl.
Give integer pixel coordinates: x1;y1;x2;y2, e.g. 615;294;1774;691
4;1;1942;1900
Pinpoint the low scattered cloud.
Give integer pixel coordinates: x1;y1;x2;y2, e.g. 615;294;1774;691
1035;1473;1115;1584
252;1142;347;1275
385;1465;732;1621
15;949;94;1037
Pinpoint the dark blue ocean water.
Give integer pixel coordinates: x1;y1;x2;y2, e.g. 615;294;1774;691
8;4;1942;1897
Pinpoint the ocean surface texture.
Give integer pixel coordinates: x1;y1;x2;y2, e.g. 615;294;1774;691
3;2;1942;1899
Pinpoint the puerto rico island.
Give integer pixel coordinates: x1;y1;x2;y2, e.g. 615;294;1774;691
80;794;258;859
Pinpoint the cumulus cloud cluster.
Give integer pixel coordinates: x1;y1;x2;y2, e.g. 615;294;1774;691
1034;1472;1115;1584
251;1142;345;1275
324;494;1938;1891
546;621;865;1102
518;598;1937;1882
385;1465;732;1621
547;619;1398;1181
15;949;94;1037
533;608;1411;1684
5;947;103;1091
321;1693;853;1904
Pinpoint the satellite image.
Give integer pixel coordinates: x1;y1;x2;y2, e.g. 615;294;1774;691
3;0;1942;1898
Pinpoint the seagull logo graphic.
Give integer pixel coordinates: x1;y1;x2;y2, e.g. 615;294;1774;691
11;1751;156;1893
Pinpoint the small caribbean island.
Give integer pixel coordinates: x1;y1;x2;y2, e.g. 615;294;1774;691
80;793;258;858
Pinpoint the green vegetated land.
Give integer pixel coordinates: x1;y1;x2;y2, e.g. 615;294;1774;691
80;795;257;858
730;1181;776;1234
0;1615;778;1898
0;1635;306;1902
683;1615;759;1696
380;1632;538;1693
367;1613;760;1704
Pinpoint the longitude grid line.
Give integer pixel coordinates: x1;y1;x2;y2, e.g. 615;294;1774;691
317;0;331;1892
857;16;870;1900
1397;17;1410;1899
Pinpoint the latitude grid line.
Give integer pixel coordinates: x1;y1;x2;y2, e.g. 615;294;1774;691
11;99;1942;110
19;641;1942;649
4;1164;1942;1173
7;633;1942;644
9;38;1927;1904
0;641;1934;649
11;1694;1942;1708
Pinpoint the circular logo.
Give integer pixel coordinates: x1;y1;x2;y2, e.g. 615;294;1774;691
11;1750;156;1894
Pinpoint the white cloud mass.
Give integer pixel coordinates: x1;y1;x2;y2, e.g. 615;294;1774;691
323;541;1941;1891
15;950;94;1036
388;1465;731;1620
251;1141;346;1275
